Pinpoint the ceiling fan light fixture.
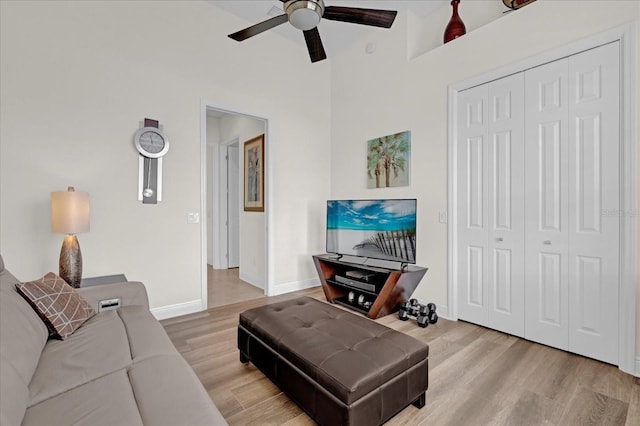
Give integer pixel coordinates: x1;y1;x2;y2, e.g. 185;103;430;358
285;0;324;31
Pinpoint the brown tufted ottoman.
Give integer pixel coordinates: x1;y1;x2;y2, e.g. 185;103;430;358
237;296;429;425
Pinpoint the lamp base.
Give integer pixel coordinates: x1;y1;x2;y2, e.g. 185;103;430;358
60;234;82;288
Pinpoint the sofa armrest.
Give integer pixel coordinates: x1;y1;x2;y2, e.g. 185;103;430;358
77;281;149;311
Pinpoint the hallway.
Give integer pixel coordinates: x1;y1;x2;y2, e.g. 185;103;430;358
207;265;264;308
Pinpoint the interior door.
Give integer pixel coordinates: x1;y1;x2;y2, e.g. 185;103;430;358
567;42;619;364
524;58;571;350
227;145;240;268
487;73;525;337
457;84;490;327
524;42;620;361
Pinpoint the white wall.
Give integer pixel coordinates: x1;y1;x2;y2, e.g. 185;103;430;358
330;0;639;363
0;0;331;310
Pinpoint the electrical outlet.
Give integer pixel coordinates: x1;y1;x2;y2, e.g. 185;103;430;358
187;212;200;224
439;211;448;224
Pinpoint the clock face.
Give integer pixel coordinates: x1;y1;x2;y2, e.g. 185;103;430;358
139;131;164;154
134;127;170;158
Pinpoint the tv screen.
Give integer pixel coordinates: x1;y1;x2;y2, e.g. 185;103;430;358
326;199;417;264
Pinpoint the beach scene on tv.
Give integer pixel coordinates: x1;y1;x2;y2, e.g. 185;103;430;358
327;199;416;263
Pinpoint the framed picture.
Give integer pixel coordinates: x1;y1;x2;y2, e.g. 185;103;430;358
367;130;411;188
244;134;265;212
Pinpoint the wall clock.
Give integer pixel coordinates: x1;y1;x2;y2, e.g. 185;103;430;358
134;127;170;159
134;118;169;204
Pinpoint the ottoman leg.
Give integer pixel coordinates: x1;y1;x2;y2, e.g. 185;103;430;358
240;351;249;364
412;392;426;409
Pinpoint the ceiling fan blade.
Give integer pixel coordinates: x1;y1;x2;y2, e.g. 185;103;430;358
228;14;289;41
323;6;397;28
303;27;327;63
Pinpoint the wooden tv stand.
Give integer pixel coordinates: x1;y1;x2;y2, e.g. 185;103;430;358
312;254;428;319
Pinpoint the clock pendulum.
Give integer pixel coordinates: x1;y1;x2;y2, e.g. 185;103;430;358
133;118;170;204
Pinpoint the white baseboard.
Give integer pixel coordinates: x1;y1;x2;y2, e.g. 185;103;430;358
268;278;320;296
436;304;450;320
239;271;264;290
635;356;640;378
151;299;202;320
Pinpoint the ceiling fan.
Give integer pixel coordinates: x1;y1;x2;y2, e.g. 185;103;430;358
228;0;398;63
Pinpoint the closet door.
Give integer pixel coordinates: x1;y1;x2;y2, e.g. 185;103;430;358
457;84;490;327
524;59;570;350
457;74;525;335
487;74;525;337
525;42;620;361
567;42;619;364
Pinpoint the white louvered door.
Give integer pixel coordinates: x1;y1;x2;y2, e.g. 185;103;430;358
457;42;620;364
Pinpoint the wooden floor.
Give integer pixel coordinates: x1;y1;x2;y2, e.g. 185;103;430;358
207;265;264;309
162;287;640;426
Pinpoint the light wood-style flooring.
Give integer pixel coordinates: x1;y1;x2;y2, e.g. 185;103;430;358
163;287;640;425
207;265;264;309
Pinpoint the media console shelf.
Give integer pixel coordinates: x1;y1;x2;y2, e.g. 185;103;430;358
312;254;428;319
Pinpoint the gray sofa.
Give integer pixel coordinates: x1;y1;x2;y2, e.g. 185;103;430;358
0;254;227;426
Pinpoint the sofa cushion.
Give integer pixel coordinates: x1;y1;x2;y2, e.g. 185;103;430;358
28;305;191;406
27;309;132;406
23;369;144;426
117;305;179;361
15;272;95;339
0;353;31;426
0;264;49;425
128;355;227;426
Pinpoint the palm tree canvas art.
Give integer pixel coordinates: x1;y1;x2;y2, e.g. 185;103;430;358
367;130;410;188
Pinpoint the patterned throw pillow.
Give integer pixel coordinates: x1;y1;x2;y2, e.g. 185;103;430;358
15;272;95;339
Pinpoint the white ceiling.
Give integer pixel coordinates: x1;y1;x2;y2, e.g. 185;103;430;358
212;0;449;58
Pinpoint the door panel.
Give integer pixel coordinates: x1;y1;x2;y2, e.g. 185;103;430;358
457;73;525;335
538;252;564;328
539;121;563;232
525;58;570;348
227;146;240;268
467;246;484;307
457;84;489;326
487;73;525;337
568;42;619;364
467;137;485;229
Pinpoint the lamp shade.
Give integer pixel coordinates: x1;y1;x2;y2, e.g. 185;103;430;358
51;187;90;234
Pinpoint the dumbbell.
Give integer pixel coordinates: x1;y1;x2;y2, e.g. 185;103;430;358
425;303;438;324
416;315;429;328
398;309;410;321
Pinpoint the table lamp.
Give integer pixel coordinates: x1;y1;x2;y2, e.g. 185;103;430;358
51;186;90;288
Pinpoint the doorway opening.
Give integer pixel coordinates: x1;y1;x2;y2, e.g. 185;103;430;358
203;105;268;309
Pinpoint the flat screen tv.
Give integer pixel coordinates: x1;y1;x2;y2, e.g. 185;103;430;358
326;199;417;264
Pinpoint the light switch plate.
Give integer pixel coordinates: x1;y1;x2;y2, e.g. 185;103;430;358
187;212;200;224
439;211;448;224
